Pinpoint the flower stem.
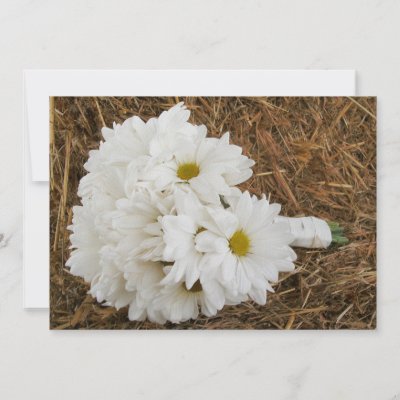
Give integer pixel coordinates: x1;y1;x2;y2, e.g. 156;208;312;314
327;221;349;246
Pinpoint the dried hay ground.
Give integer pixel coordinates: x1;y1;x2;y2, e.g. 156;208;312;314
50;96;376;330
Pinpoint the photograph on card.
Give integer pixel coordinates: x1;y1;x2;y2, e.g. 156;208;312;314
50;97;376;330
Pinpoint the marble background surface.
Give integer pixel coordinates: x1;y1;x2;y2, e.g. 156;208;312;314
0;1;399;399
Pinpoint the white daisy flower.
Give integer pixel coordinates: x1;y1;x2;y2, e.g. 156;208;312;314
147;102;206;160
153;276;227;323
66;202;103;283
67;199;133;310
79;112;154;201
195;191;297;305
89;244;135;310
123;260;167;325
111;189;174;262
160;189;209;289
143;131;255;204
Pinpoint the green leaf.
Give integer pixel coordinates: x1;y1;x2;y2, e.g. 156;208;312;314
328;221;349;246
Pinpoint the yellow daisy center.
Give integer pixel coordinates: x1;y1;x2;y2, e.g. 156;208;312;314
177;162;200;181
185;280;203;293
196;227;206;234
229;230;250;257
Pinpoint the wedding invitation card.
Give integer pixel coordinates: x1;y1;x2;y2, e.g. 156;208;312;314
48;96;376;329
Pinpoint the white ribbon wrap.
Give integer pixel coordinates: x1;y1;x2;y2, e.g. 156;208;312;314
274;216;332;249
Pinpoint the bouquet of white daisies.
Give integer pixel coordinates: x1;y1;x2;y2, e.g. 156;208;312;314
66;103;346;324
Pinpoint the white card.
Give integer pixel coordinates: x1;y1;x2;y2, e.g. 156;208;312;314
23;69;356;308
